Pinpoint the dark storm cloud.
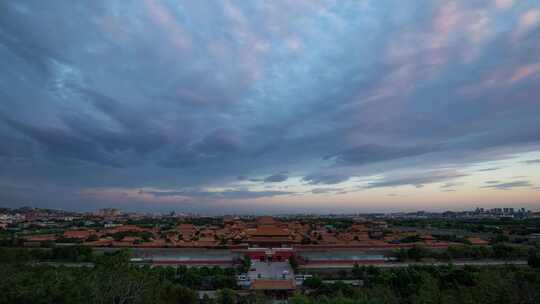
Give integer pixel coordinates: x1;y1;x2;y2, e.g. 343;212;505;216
0;132;33;159
364;171;468;189
481;180;533;190
524;159;540;164
311;188;344;194
387;193;408;197
303;174;350;185
2;115;125;167
326;144;439;166
264;173;288;183
157;130;245;168
1;0;540;211
440;182;465;189
477;167;501;172
142;189;293;199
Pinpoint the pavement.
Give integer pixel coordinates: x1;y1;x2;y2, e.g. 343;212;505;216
248;261;294;280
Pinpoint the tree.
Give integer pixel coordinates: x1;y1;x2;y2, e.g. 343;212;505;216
216;288;236;304
0;248;243;304
399;235;422;243
490;234;509;244
352;263;364;279
87;234;99;242
407;245;429;261
289;255;299;273
290;294;311;304
527;248;540;268
414;272;441;304
51;245;93;262
159;283;197;304
90;250;156;304
95;249;132;269
239;254;252;273
303;276;322;289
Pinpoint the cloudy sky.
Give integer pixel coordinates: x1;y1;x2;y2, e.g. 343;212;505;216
1;0;540;214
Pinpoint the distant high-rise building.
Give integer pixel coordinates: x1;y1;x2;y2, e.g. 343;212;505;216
97;208;120;217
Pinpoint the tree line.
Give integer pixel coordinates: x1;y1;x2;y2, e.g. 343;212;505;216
0;249;238;304
394;243;530;261
2;246;540;303
294;263;540;304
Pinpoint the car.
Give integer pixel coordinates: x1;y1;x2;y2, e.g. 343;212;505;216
236;275;249;281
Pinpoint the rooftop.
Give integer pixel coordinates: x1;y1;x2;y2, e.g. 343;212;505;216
257;216;278;226
250;226;289;237
250;280;295;290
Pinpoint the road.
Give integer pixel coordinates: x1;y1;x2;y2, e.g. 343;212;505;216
301;260;528;269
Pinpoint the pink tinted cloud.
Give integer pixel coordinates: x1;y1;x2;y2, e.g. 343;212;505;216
432;2;460;47
514;9;540;38
461;62;540;95
495;0;515;10
218;1;267;82
144;0;191;50
462;10;491;63
509;63;540;84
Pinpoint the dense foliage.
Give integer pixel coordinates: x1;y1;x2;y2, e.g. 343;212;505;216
389;218;540;235
289;255;300;272
394;243;530;261
238;254;252;273
0;246;94;263
105;231;155;242
294;264;540;304
0;248;237;304
1;246;540;303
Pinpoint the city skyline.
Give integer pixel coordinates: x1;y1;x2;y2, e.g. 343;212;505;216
1;1;540;214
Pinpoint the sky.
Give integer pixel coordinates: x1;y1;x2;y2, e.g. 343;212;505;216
1;0;540;214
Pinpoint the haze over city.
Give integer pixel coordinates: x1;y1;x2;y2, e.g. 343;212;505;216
1;0;540;214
